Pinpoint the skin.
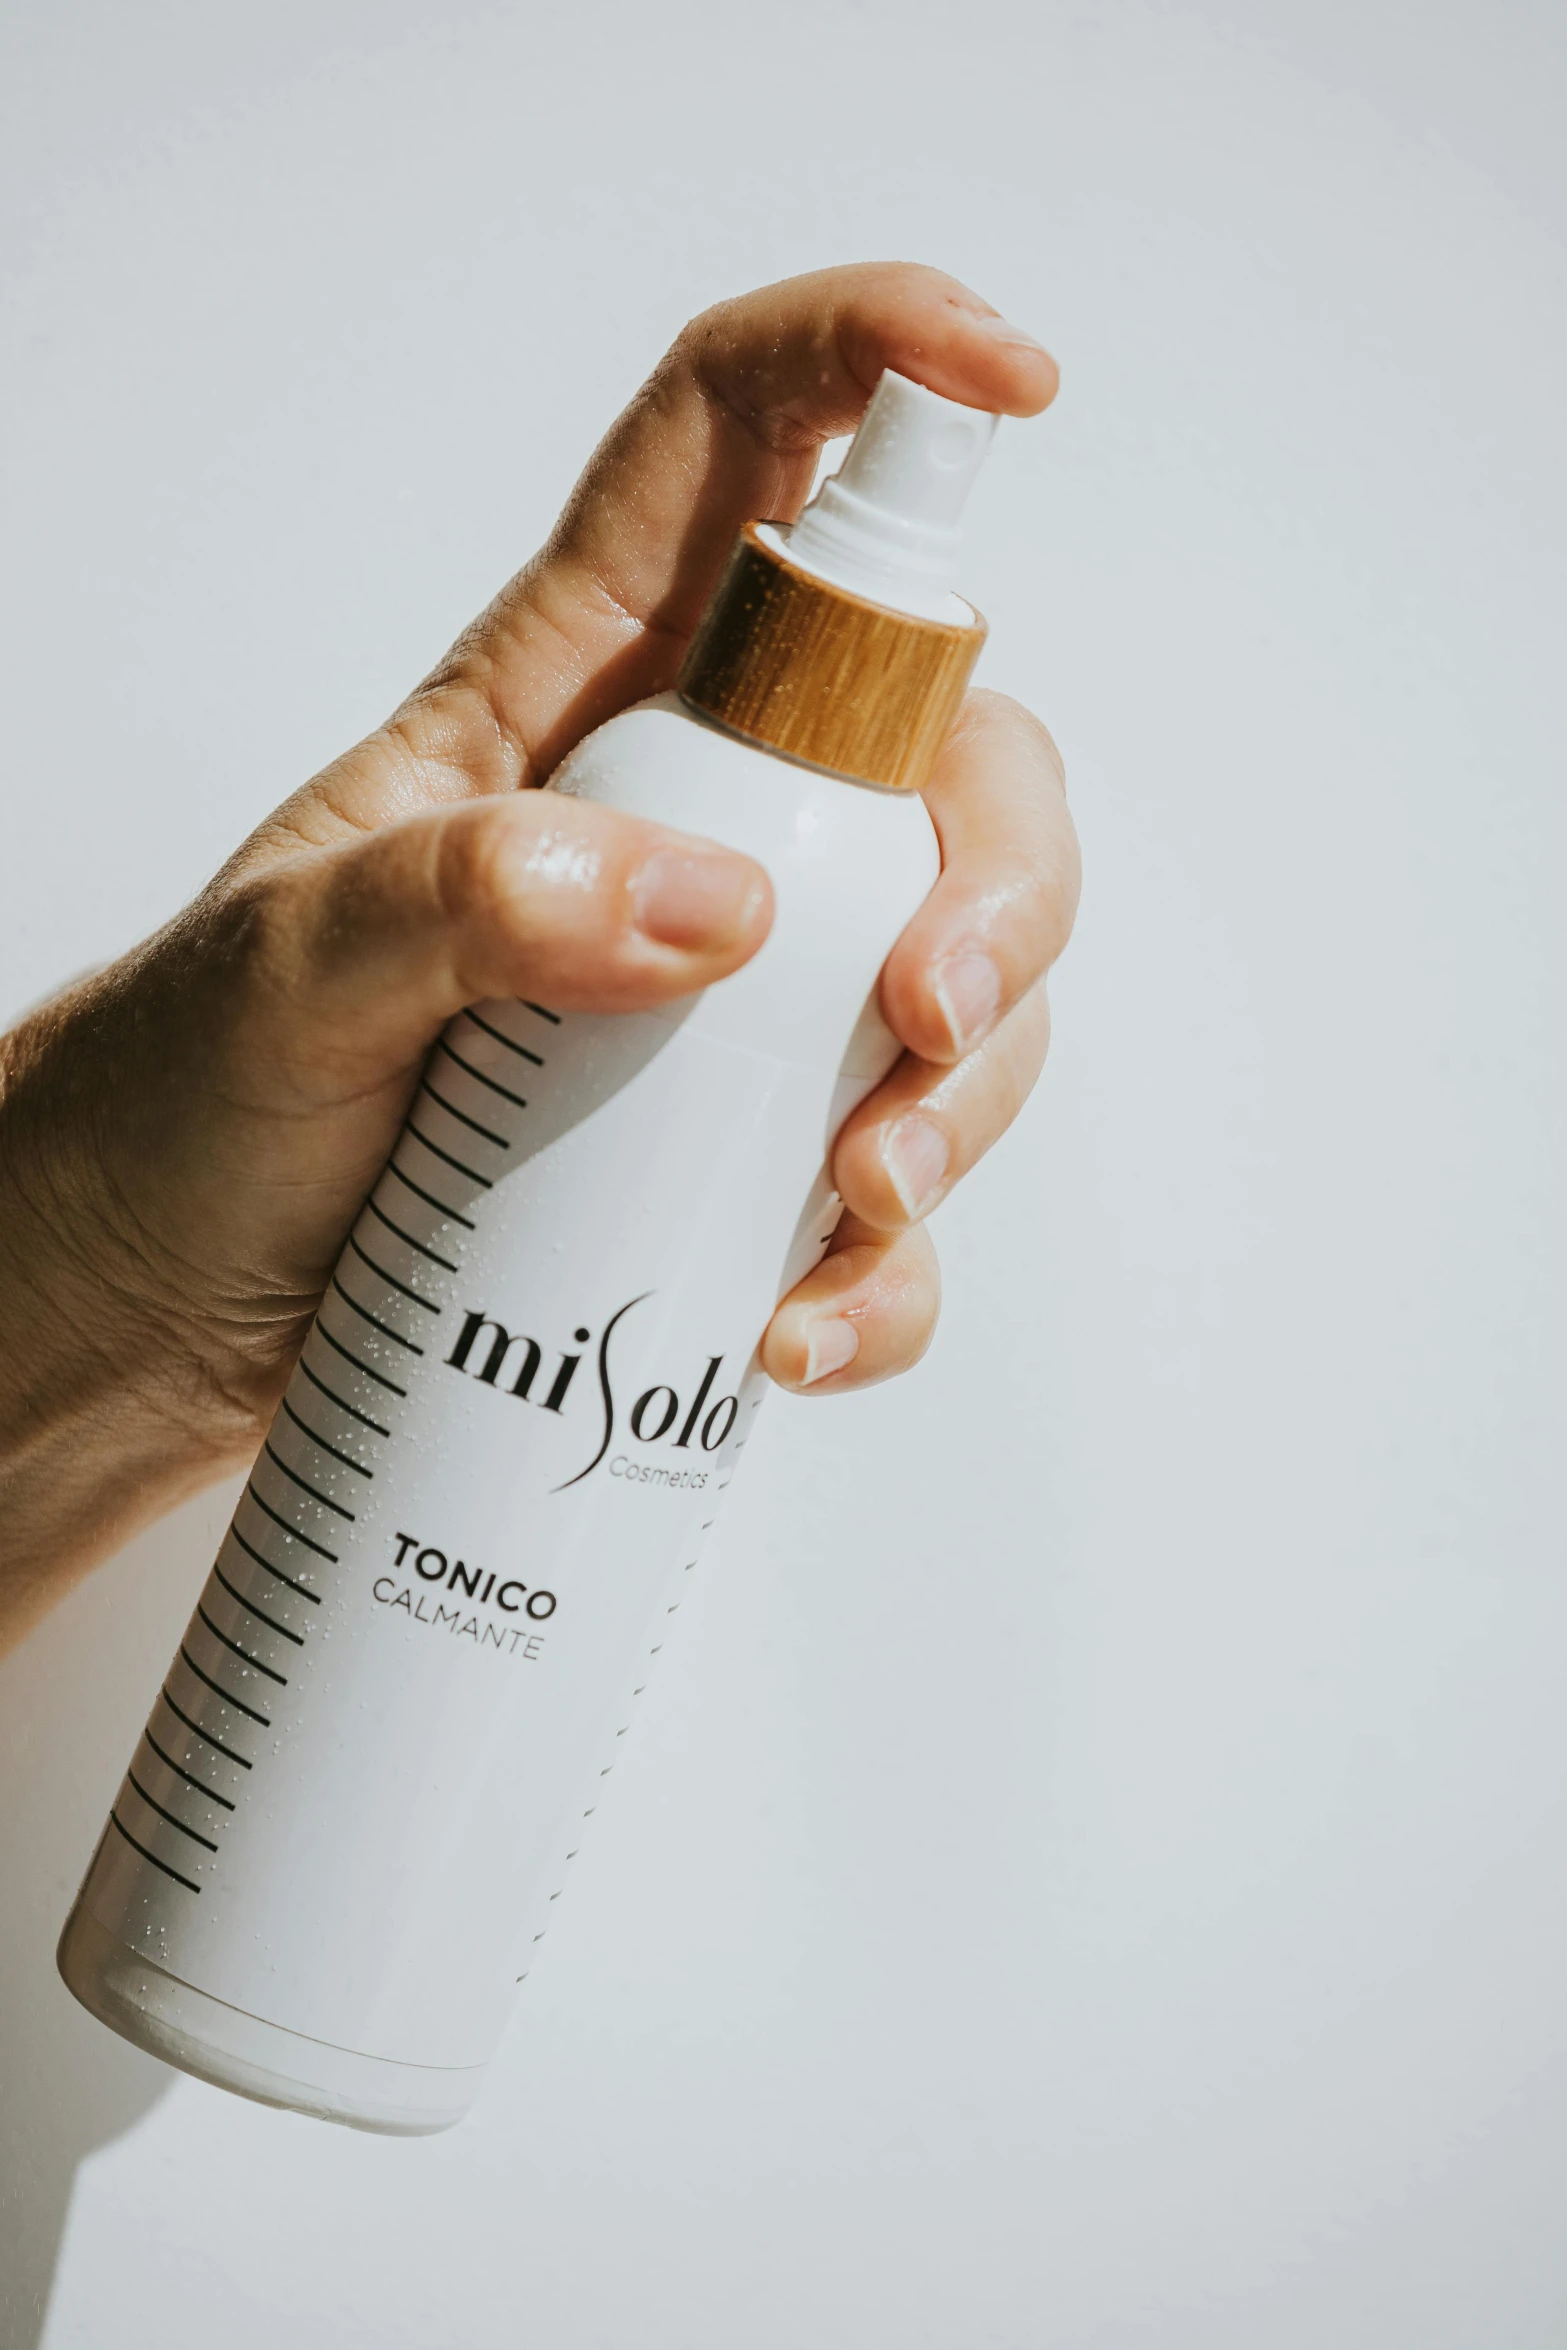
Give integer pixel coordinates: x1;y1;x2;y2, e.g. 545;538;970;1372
0;262;1080;1658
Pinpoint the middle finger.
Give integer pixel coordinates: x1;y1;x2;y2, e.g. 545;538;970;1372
880;687;1079;1068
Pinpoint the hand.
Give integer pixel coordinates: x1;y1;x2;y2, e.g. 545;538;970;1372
0;261;1078;1653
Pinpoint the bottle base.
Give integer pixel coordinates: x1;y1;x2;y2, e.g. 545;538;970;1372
57;1905;483;2135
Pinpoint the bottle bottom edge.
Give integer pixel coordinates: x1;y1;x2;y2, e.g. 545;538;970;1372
56;1904;483;2136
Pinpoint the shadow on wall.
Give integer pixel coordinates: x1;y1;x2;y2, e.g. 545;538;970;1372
0;1480;240;2350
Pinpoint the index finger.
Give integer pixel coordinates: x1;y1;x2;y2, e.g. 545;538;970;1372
397;264;1058;797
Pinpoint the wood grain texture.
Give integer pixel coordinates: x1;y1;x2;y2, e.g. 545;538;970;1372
677;524;986;792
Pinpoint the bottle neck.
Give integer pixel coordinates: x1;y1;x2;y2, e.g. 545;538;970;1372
765;516;976;628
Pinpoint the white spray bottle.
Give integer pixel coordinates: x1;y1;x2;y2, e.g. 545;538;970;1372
59;371;1001;2131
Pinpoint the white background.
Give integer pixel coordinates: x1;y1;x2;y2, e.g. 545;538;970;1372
2;0;1565;2342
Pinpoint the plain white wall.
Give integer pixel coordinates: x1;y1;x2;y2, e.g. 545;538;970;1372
3;0;1566;2342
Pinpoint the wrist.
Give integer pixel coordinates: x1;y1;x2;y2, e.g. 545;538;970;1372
0;997;257;1650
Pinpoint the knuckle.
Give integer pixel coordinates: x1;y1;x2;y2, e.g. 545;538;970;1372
988;988;1052;1126
1009;696;1068;792
985;863;1073;978
200;868;302;999
433;799;633;986
931;984;1050;1134
945;694;1070;865
149;867;318;1053
1000;820;1082;971
879;1221;941;1316
672;301;729;370
881;259;971;311
669;304;749;413
1014;976;1054;1063
432;802;531;935
886;1234;942;1368
958;686;1063;780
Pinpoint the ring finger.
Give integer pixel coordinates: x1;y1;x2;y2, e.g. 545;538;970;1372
831;981;1052;1232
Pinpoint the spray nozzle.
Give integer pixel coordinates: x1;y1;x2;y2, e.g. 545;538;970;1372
780;370;999;622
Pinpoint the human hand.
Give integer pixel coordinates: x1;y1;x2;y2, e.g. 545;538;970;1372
0;261;1078;1651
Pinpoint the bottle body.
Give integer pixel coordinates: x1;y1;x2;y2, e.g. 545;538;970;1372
59;694;940;2132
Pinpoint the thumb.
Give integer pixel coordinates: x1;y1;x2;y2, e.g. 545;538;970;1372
230;788;772;1090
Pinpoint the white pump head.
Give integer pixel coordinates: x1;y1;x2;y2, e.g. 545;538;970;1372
774;370;999;625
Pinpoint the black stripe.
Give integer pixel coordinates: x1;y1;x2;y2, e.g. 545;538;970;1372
348;1234;440;1313
298;1355;391;1436
212;1560;305;1646
196;1601;289;1686
127;1769;220;1852
230;1524;322;1603
465;1008;544;1065
158;1686;253;1767
523;1001;560;1024
315;1321;407;1397
419;1078;508;1150
109;1810;201;1894
144;1729;237;1809
366;1195;459;1272
264;1436;356;1520
244;1482;339;1563
404;1124;493;1188
330;1275;425;1355
281;1397;372;1478
438;1040;527;1110
382;1161;476;1232
179;1644;272;1727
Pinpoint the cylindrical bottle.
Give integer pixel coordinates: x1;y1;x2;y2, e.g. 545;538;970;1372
59;373;1001;2131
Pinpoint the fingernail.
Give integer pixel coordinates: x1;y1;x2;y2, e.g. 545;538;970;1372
972;311;1048;354
634;847;762;950
931;951;1002;1054
802;1317;859;1386
882;1114;950;1220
